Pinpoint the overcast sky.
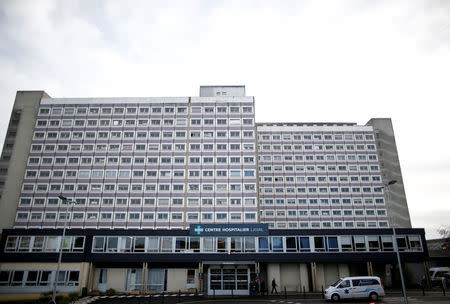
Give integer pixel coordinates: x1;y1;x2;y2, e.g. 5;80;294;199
1;0;449;239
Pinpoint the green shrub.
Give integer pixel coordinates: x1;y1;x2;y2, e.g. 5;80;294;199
67;292;79;302
106;288;116;296
38;294;51;304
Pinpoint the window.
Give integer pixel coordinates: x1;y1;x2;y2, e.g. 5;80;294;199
340;236;353;251
381;236;393;251
368;236;380;251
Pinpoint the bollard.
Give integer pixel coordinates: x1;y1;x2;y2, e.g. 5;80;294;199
303;285;306;299
213;288;215;299
195;288;198;297
284;286;287;299
442;279;446;296
321;285;324;299
178;289;181;302
161;292;164;304
231;288;234;298
422;283;425;296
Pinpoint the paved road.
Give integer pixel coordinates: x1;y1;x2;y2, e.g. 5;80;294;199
84;294;449;304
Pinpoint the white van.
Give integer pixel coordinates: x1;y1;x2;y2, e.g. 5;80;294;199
325;276;385;302
429;267;450;286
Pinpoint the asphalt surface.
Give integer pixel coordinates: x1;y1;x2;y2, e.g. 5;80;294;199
89;294;449;304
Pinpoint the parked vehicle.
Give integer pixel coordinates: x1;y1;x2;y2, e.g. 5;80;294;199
429;267;450;286
325;276;385;302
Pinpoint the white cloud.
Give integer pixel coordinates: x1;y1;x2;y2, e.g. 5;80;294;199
0;0;449;238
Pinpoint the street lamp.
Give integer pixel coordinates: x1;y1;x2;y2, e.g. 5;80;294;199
385;180;408;304
52;195;77;303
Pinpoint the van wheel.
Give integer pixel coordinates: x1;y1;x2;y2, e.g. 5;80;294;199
369;292;379;301
331;293;340;302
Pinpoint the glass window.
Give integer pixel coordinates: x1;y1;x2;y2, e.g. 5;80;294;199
314;237;325;252
354;236;366;251
327;237;339;252
299;237;310;252
244;237;256;252
258;237;269;252
396;236;408;251
25;271;38;286
408;235;422;251
368;236;380;251
189;237;200;252
381;236;393;251
106;237;118;252
286;237;297;252
161;237;172;252
5;236;18;251
11;271;24;286
340;236;353;252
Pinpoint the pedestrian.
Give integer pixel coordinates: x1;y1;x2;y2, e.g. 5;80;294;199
421;275;427;288
271;277;278;294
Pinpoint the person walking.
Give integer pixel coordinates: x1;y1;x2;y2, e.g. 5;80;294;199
271;277;278;294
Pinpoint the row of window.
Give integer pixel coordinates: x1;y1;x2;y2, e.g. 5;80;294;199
28;156;256;166
34;131;253;142
33;130;254;139
26;167;378;179
259;164;380;172
22;183;257;194
260;186;383;194
0;270;79;287
19;197;257;207
263;220;388;229
261;175;381;182
6;234;421;255
17;210;385;223
17;196;383;208
259;144;376;151
262;209;387;217
39;105;253;116
259;134;374;141
31;144;255;154
35;117;253;128
21;185;383;196
259;154;378;161
25;169;256;180
5;235;85;252
15;211;257;222
13;220;389;229
261;198;385;205
90;235;421;253
30;142;256;153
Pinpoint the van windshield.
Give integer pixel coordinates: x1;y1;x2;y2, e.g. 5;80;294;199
330;279;342;287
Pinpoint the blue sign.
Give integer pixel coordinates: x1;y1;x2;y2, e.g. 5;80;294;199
189;224;268;236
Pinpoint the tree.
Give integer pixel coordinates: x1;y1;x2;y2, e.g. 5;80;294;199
437;225;450;251
437;225;450;238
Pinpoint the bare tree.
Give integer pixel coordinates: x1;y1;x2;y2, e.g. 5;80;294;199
437;225;450;238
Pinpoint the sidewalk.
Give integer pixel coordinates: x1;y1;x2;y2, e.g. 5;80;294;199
70;289;448;304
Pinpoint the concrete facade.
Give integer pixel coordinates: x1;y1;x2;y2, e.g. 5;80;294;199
366;118;412;228
0;91;50;232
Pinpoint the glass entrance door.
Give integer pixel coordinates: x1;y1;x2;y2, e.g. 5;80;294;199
208;267;249;295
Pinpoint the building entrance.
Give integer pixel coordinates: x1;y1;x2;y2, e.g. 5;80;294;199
207;266;250;295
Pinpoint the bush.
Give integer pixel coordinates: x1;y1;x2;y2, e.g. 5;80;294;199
37;293;73;304
106;288;116;296
68;292;79;302
38;294;51;304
